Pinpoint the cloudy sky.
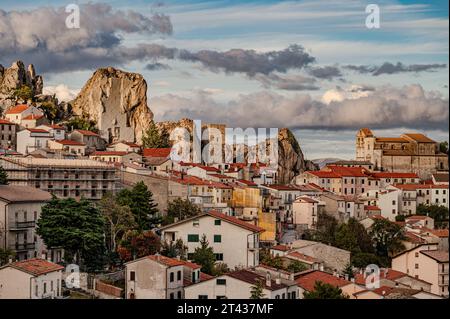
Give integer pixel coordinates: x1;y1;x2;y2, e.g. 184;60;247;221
1;0;448;159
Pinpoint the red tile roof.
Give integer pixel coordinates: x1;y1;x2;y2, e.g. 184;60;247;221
324;165;368;177
179;260;202;270
26;128;49;134
271;244;290;252
43;124;65;130
74;129;100;136
420;250;449;263
55;139;85;146
365;205;381;211
286;251;320;263
307;171;342;178
402;133;436;143
295;271;350;291
0;119;14;124
354;268;407;285
5;104;29;114
147;255;185;267
227;269;287;291
295;196;319;204
9;258;64;276
236;179;257;186
143;148;172;158
207;211;265;233
22;114;44;120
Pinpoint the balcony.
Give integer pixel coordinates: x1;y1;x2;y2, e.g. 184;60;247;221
14;243;36;251
10;221;36;230
439;279;449;286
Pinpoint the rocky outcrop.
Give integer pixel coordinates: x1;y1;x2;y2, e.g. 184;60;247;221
277;128;317;184
0;61;43;110
70;67;153;144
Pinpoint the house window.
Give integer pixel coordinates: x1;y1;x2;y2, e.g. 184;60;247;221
177;291;182;299
169;293;175;299
44;282;47;294
170;272;174;282
214;219;221;226
198;295;208;299
216;279;226;285
193;219;200;227
415;264;419;269
187;234;199;242
130;271;135;281
214;253;224;261
214;235;222;243
187;253;194;260
177;271;182;281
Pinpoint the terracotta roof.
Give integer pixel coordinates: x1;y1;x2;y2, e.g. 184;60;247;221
179;260;202;270
308;171;341;178
420;250;449;263
226;270;287;291
404;232;426;244
207;211;265;233
8;258;64;276
371;172;419;179
147;255;185;267
286;251;320;263
433;173;449;183
0;119;14;124
426;228;449;238
210;173;235;179
402;133;436;143
184;272;214;287
354;268;407;285
22;114;44;120
325;165;368;177
145;156;169;165
236;179;257;187
271;244;290;252
42;124;65;130
0;185;52;202
74;129;100;136
55;139;85;146
5;104;29;114
295;271;350;291
376;137;408;143
91;151;128;156
365;205;381;211
111;141;140;148
360;128;373;137
26;128;49;134
405;215;429;221
143;148;172;158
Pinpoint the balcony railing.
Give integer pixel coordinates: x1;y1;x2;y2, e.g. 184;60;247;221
14;243;36;251
10;221;36;230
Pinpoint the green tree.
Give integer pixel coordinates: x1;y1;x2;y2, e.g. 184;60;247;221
439;141;448;154
98;193;137;253
370;219;405;258
351;252;387;268
191;234;216;275
335;218;374;254
0;248;15;266
117;230;161;262
117;182;159;231
287;260;308;273
66;116;98;132
250;279;266;299
0;166;8;185
303;281;349;299
36;198;105;270
213;263;229;276
38;101;58;122
161;239;188;260
308;212;339;245
142;120;170;148
343;263;354;279
163;198;202;225
13;85;33;101
416;204;449;228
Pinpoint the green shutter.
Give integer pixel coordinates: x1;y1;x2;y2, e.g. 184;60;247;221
187;234;199;242
214;235;221;243
214;219;221;225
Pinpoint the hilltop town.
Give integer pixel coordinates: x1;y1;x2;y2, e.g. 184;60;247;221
0;62;448;300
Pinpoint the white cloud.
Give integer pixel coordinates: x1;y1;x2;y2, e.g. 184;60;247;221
43;84;79;102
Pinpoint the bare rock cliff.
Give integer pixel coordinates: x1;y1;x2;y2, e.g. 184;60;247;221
0;61;43;110
70;67;153;144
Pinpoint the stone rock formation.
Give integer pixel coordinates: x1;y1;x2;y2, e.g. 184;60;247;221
70;67;153;144
0;61;43;110
277;128;317;184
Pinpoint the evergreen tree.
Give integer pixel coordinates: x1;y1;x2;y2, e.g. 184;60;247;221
191;234;216;275
303;281;349;299
36;198;106;270
250;279;266;299
163;198;202;225
142;120;170;148
0;166;8;185
117;181;159;231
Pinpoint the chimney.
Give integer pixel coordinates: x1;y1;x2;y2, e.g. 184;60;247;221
275;278;281;285
8;258;13;264
265;272;271;287
351;278;355;283
319;265;324;272
344;274;349;281
176;255;181;261
41;254;46;260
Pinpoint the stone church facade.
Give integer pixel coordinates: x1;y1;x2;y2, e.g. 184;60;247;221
356;128;448;179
